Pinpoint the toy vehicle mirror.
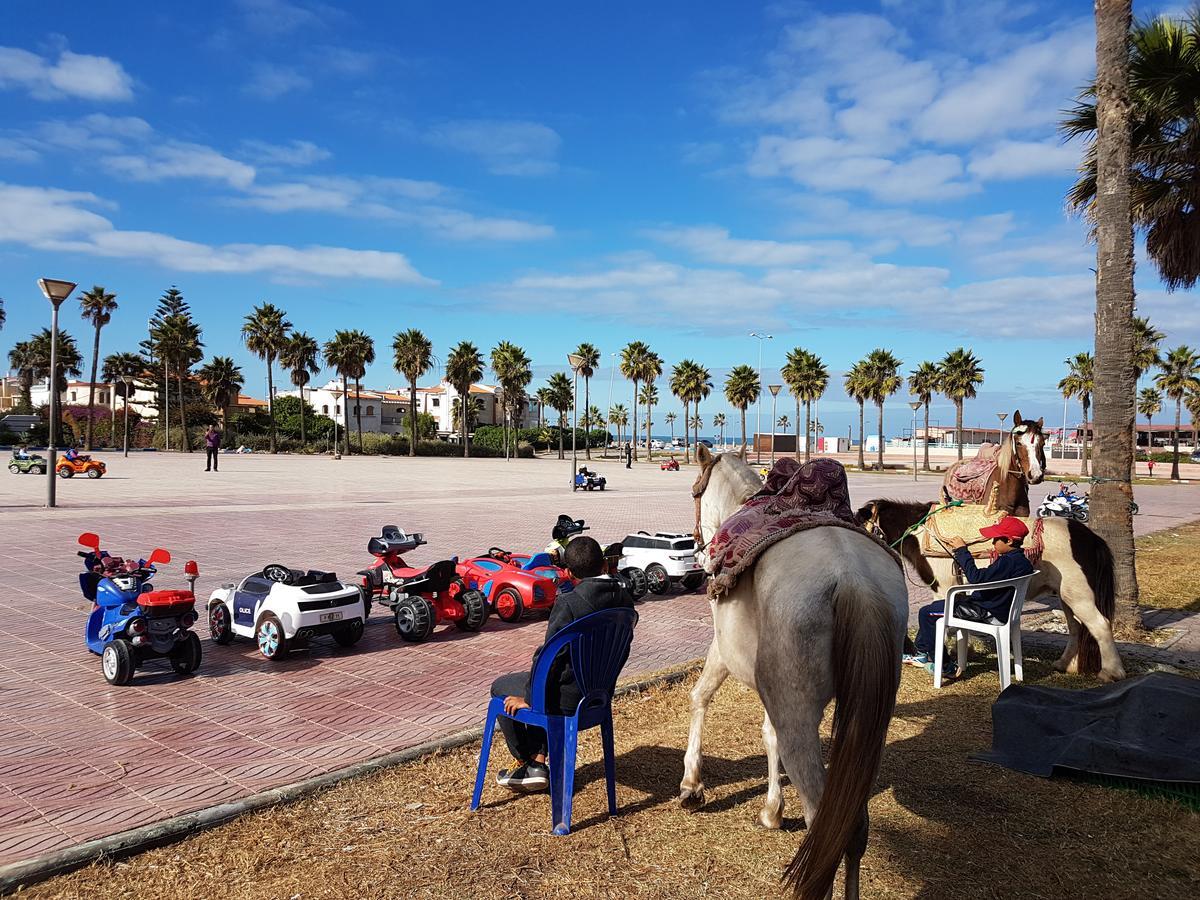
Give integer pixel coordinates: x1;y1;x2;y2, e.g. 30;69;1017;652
78;532;101;551
184;560;199;576
148;548;171;566
414;533;426;545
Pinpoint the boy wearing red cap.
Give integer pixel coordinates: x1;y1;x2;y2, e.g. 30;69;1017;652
908;515;1034;677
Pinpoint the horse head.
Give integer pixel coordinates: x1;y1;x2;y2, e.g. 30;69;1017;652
692;445;760;566
1009;410;1047;485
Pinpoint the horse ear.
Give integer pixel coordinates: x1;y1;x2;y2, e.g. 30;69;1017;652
1013;410;1023;426
697;444;712;466
737;443;747;461
1035;417;1044;429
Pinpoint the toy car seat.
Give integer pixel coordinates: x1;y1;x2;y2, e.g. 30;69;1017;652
523;552;555;571
401;558;457;594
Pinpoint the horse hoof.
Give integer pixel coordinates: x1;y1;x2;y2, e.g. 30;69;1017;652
1052;659;1069;673
679;787;706;810
1098;667;1125;683
757;808;782;830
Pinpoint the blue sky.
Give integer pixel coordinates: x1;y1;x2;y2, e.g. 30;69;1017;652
1;0;1195;439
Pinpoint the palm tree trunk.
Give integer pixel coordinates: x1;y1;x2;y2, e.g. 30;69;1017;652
956;400;964;460
177;370;191;452
266;358;277;454
299;385;307;445
857;400;865;469
583;377;591;460
1171;400;1181;480
409;380;418;457
922;401;931;471
1080;398;1090;476
740;408;747;450
804;399;812;463
876;401;885;471
645;399;653;459
794;398;801;461
558;414;565;460
341;374;350;455
353;377;364;452
462;389;470;458
85;322;101;450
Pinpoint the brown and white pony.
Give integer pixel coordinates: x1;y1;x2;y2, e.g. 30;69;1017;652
683;446;908;900
943;410;1048;516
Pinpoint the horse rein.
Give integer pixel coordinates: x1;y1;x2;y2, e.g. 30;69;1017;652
691;464;714;551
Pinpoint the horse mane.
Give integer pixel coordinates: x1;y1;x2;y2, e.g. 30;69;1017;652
716;452;766;503
995;432;1015;480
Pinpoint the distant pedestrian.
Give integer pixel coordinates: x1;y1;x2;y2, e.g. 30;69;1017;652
625;444;632;469
1147;458;1155;478
205;425;222;472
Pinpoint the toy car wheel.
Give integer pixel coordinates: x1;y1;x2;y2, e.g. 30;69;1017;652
680;572;706;592
455;588;489;632
645;564;670;595
256;613;290;660
58;466;73;478
87;467;102;479
620;567;649;601
358;585;373;621
31;465;44;475
208;602;234;645
333;619;364;647
394;596;436;642
493;587;525;623
101;640;135;686
599;483;605;491
170;632;203;675
7;464;17;474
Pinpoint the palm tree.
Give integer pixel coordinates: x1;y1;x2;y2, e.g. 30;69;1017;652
241;303;292;454
782;347;829;463
587;405;604;452
323;332;357;455
864;349;903;471
8;340;36;411
280;332;321;445
392;329;435;457
724;365;760;451
608;403;628;450
102;351;144;445
491;341;532;459
908;360;940;472
342;330;375;453
78;286;118;449
620;341;652;461
671;359;711;464
29;328;83;440
571;343;600;460
1133;317;1165;382
1186;388;1200;449
688;363;713;463
665;410;678;444
446;341;484;458
638;382;660;455
938;348;985;460
640;353;663;459
777;414;789;431
844;362;871;470
1059;352;1096;476
535;387;553;430
1138;387;1163;452
712;412;726;448
197;356;244;429
153;313;203;451
545;371;573;460
689;413;703;438
1154;345;1200;478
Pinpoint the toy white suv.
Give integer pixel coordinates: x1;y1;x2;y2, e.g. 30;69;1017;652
207;564;366;661
618;531;706;595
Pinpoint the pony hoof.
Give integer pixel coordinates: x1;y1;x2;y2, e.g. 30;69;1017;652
757;808;782;830
1098;667;1125;683
1052;659;1069;673
679;787;706;810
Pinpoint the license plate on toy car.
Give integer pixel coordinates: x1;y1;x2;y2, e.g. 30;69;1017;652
149;618;175;633
320;612;343;623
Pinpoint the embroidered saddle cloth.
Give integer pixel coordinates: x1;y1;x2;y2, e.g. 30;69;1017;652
943;443;999;504
706;457;899;599
920;502;1045;564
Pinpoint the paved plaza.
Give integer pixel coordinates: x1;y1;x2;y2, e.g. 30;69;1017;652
1;452;1198;870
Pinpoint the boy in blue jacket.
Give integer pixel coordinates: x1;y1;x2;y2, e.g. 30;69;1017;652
909;515;1034;677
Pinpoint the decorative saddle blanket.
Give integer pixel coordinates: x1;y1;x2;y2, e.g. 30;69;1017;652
919;502;1045;564
706;457;900;599
943;443;999;505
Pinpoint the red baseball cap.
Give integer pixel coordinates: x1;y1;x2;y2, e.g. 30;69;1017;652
980;516;1029;541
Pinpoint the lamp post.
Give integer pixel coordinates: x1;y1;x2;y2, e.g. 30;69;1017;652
750;332;773;461
767;384;782;465
814;417;823;453
39;278;77;508
606;351;617;458
909;400;922;481
122;375;133;457
568;353;585;489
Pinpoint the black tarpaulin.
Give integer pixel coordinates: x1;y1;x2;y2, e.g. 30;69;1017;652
970;672;1200;782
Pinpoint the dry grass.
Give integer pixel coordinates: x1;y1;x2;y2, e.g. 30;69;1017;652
23;650;1199;900
1137;521;1200;612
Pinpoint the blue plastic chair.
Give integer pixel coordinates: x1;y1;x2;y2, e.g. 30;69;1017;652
471;607;638;835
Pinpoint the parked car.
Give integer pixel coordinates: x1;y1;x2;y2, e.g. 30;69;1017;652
208;564;366;660
618;531;705;595
9;452;47;474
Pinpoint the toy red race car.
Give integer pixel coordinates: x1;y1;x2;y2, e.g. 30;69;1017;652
660;458;680;471
358;526;489;642
457;548;560;622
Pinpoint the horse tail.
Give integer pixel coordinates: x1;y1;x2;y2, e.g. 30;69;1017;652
783;576;900;900
1067;518;1115;674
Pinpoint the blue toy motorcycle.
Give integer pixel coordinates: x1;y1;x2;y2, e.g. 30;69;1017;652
78;531;203;685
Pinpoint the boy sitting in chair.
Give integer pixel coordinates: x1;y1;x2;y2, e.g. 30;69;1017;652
908;515;1034;678
490;536;635;792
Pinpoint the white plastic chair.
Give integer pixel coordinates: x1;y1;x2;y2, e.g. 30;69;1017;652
933;571;1037;690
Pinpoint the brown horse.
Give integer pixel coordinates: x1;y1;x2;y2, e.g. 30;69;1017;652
942;410;1047;516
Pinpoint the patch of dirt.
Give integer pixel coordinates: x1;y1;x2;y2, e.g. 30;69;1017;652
1136;521;1200;613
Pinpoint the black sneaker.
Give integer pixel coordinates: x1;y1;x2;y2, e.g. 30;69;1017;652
496;762;549;793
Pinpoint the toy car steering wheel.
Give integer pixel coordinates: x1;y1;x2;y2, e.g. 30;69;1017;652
262;563;295;585
488;547;511;561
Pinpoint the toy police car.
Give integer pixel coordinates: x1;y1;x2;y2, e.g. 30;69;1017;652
618;531;706;595
207;564;366;660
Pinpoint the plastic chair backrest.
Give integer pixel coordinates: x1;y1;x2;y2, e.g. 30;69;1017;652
528;607;638;714
946;572;1037;627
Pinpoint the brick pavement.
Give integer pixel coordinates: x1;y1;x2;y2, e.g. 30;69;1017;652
1;453;1197;868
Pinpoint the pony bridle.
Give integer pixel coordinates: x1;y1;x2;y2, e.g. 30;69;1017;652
1009;423;1045;481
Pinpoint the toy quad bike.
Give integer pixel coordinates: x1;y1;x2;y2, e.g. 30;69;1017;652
9;452;47;475
359;526;489;642
78;532;202;685
57;452;106;479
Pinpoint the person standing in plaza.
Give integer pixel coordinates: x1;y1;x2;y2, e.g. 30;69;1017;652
625;443;632;469
204;424;222;472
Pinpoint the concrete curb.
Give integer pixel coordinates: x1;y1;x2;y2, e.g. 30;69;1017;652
0;661;702;896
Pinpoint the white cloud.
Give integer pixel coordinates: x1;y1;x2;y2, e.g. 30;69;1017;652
244;64;311;99
102;143;257;189
0;182;431;283
235;0;326;35
648;225;853;267
427;120;561;176
968;139;1081;180
784;197;958;248
0;138;38;162
0;46;134;101
240;138;331;167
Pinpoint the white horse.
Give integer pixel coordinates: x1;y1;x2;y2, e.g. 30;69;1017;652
681;447;909;900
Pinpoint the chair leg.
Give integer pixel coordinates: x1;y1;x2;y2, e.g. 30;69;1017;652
933;617;946;689
557;720;579;836
1011;624;1024;682
996;630;1011;691
956;629;969;673
546;718;568;835
601;712;617;817
472;706;499;811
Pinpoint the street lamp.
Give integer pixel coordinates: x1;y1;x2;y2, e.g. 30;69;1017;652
909;400;922;481
767;384;782;465
750;332;773;461
997;411;1008;442
568;353;586;489
39;278;77;508
606;351;618;458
